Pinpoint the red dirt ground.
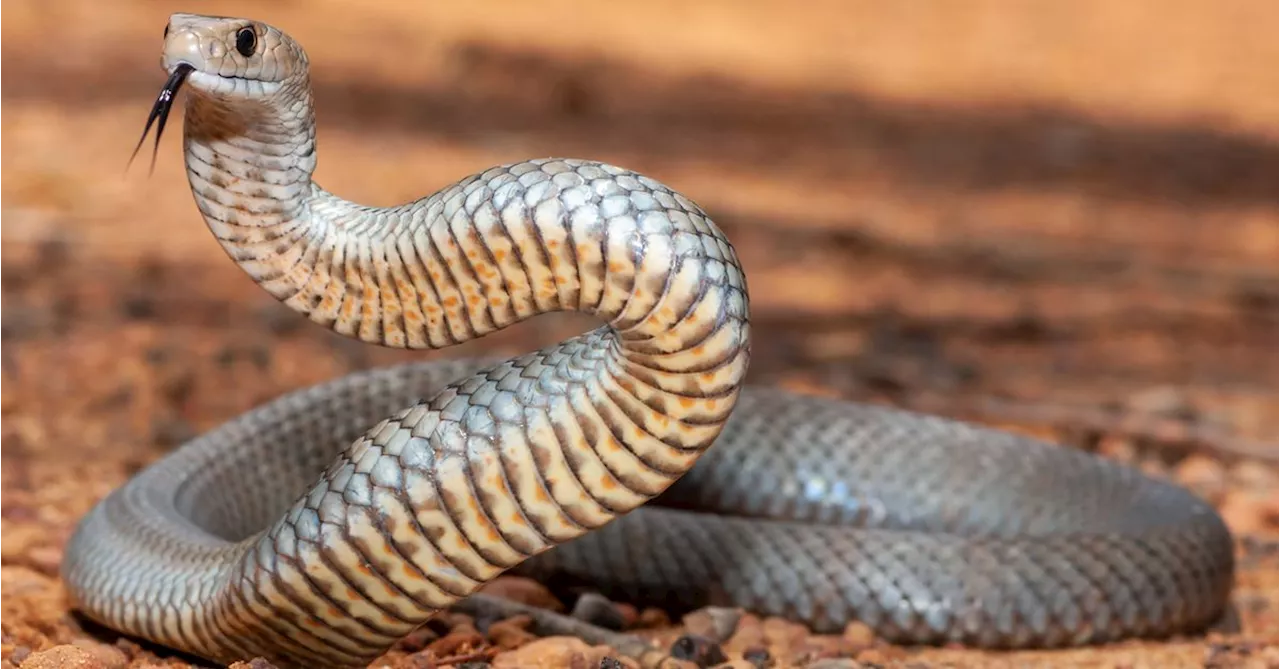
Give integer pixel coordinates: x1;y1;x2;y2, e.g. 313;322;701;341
2;2;1275;667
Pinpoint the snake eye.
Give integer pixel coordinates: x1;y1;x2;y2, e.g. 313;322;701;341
235;26;257;57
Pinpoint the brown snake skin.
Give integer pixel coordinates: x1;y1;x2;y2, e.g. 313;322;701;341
61;13;1236;668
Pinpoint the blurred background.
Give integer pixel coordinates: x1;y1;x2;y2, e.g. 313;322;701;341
0;0;1277;663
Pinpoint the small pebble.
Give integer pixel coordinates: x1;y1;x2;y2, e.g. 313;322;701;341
1126;386;1189;415
1220;489;1275;535
425;624;484;657
416;613;464;641
1175;453;1227;500
637;607;672;628
723;613;765;654
804;659;860;669
682;607;742;643
24;546;62;577
614;602;639;628
571;592;627;631
669;634;727;667
840;621;877;650
68;641;127;669
741;646;774;668
1230;460;1275;492
18;644;112;669
760;617;808;653
490;637;591;669
477;577;565;612
1095;435;1137;464
1138;455;1169;479
487;615;537;650
799;634;854;660
228;660;281;669
119;294;156;320
8;646;32;665
854;646;909;664
394;625;439;652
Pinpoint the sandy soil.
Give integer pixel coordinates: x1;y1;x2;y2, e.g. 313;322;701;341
2;1;1276;667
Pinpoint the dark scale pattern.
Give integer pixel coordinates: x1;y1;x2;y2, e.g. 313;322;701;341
517;390;1234;645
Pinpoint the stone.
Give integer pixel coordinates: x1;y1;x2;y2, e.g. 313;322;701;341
478;577;565;612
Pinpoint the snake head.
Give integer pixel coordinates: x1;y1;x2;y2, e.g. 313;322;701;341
161;13;306;96
130;13;307;172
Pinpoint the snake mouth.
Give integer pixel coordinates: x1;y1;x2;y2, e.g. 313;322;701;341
128;62;194;173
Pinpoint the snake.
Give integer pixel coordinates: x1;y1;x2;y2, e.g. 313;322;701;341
60;12;1236;669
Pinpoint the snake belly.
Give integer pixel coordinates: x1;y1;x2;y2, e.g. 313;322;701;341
60;12;1236;669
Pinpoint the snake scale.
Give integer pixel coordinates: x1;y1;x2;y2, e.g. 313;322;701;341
61;13;1236;668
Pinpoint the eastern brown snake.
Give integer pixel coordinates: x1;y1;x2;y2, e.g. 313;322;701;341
61;13;1236;668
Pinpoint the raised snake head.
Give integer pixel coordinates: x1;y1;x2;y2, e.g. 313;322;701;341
130;13;314;172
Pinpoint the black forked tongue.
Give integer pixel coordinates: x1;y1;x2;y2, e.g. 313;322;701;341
128;63;194;174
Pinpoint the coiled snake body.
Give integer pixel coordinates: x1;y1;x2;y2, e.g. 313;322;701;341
62;13;1235;668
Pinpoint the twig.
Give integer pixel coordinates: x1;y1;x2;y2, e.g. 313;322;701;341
452;594;671;668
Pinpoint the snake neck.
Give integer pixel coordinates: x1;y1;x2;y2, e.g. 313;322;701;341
182;79;317;224
180;85;751;389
